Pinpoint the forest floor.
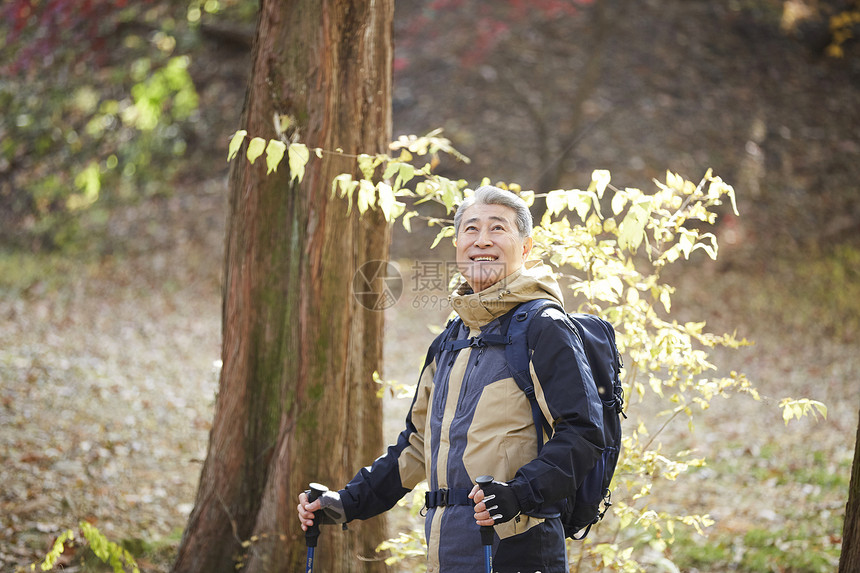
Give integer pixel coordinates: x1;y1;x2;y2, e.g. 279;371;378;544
0;199;858;571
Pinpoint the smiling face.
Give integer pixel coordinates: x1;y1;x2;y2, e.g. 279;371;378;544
455;202;533;293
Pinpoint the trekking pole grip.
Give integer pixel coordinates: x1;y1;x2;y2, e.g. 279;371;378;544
305;483;328;548
475;475;495;546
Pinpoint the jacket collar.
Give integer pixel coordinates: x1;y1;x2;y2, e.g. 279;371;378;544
450;260;565;331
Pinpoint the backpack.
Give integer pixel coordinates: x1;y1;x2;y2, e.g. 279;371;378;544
431;298;625;539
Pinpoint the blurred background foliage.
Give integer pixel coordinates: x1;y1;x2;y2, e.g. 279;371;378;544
0;0;256;252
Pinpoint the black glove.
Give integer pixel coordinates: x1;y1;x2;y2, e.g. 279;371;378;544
479;477;521;524
305;489;347;525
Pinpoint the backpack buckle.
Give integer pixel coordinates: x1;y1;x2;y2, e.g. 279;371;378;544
468;337;486;348
424;488;449;510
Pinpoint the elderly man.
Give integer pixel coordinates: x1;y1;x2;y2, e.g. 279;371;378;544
298;185;604;572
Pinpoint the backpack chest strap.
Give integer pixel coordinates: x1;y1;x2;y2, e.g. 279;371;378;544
441;333;511;352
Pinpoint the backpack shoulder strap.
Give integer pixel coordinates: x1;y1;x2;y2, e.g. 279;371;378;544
503;299;563;451
421;316;462;373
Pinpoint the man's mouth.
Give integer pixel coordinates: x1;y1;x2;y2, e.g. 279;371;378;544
470;255;498;262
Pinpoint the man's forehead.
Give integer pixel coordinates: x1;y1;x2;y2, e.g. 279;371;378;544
462;203;517;224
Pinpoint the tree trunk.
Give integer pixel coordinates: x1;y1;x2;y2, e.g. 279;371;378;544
840;408;860;573
172;1;394;572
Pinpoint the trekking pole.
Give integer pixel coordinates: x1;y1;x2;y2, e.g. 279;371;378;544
304;483;328;573
476;475;495;573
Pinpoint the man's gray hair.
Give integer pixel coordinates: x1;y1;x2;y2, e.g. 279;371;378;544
454;185;533;239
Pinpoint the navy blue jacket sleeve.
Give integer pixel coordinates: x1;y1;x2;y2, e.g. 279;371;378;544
338;425;415;521
508;307;606;515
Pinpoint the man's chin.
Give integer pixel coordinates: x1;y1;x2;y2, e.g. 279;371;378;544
465;275;505;294
462;263;506;283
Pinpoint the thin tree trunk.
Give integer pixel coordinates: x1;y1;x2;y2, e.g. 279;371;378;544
840;408;860;572
172;1;393;572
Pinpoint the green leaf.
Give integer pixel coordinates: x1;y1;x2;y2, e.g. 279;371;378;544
383;161;401;180
246;137;266;165
288;143;310;183
265;140;287;174
440;179;458;213
430;225;454;249
227;130;247;161
69;161;101;210
397;162;415;190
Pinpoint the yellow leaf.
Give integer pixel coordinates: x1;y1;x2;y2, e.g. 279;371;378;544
377;182;396;221
571;191;592;221
430;226;454;249
227;130;247;161
357;179;375;214
590;169;611;198
660;289;672;313
265;140;287;174
611;192;628;216
246;137;265;164
520;190;535;207
546;190;566;217
618;198;652;252
288;143;309;183
402;211;416;233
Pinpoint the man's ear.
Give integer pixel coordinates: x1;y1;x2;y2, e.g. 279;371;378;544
522;236;534;259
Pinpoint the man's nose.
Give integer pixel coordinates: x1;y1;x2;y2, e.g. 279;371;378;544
476;228;493;246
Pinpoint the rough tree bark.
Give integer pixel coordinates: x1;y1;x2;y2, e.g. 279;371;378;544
172;1;394;572
840;408;860;572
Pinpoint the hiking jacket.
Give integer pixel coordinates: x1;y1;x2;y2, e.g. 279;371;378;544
338;261;605;572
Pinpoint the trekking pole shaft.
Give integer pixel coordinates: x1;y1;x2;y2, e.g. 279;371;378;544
305;483;328;573
476;475;495;573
